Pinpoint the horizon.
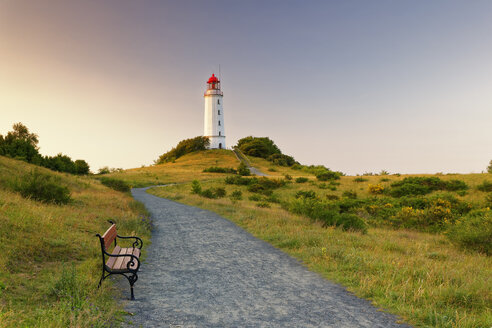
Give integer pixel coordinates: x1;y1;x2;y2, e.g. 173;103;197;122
1;1;491;175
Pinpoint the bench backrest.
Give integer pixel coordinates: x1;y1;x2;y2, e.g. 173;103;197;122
101;224;117;250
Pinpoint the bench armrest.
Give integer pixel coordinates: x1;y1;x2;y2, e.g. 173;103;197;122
103;250;141;271
116;235;143;249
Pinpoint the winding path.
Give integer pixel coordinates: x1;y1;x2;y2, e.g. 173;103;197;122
125;187;410;327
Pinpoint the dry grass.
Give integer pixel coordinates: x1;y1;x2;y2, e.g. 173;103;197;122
0;156;151;327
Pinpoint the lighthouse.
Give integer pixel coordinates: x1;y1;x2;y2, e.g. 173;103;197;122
204;74;226;149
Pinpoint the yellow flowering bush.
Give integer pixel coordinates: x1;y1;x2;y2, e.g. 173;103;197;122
368;183;385;194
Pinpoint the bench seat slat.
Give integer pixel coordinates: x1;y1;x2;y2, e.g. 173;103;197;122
105;245;121;269
106;247;140;272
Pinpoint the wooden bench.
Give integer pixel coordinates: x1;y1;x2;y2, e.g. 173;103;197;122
96;221;143;300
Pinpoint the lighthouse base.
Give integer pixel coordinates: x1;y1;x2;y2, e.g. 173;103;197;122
206;136;226;149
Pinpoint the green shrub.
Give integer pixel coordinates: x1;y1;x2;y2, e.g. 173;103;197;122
326;194;339;200
237;162;251;176
191;180;202;194
342;190;357;199
447;210;492;255
200;188;217;199
203;166;236;174
156;136;209;163
354;177;368;183
295;190;317;199
266;193;281;203
445;180;468;191
268;167;277;172
247;178;285;194
267;153;296;167
230;190;243;201
225;175;257;185
485;193;492;207
15;170;72;204
316;170;342;181
336;213;367;233
284;174;292;181
249;194;262;201
236;136;281;158
487;160;492;174
214;187;226;198
256;201;271;208
295;177;309;183
477;180;492;192
390;177;468;197
99;177;131;192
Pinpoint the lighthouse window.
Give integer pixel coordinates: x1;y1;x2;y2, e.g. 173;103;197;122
219;131;221;136
218;121;221;126
218;99;220;104
218;110;221;115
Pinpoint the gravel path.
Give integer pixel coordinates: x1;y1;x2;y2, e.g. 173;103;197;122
125;187;410;327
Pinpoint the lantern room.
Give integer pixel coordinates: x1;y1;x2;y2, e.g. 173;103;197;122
207;74;220;90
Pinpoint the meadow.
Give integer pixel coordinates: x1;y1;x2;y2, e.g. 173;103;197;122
119;149;492;328
0;156;151;327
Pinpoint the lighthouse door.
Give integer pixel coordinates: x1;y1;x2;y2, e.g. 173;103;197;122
219;143;222;149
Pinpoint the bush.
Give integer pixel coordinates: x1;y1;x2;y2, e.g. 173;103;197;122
390;177;468;197
230;190;243;200
214;187;226;198
295;177;309;183
295;190;317;199
316;170;342;181
477;180;492;192
284;174;292;181
487;160;492;174
354;177;368;183
225;175;257;186
99;177;131;192
15;170;71;204
336;213;368;233
237;162;251;176
247;178;286;194
445;180;468;191
342;190;357;199
326;194;339;200
267;153;296;167
200;188;216;199
368;184;385;195
249;194;262;201
447;210;492;255
236;136;281;159
256;201;271;208
156;136;209;163
203;166;236;174
191;180;202;194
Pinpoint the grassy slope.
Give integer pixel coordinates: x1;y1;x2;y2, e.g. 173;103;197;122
105;149;240;187
0;156;151;327
110;149;490;328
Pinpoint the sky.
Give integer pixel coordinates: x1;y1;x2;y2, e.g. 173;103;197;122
0;0;491;174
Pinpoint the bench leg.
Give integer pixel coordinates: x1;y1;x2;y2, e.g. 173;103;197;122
126;273;138;300
98;270;106;288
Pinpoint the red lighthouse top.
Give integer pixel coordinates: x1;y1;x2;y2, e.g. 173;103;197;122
207;74;219;83
206;73;221;91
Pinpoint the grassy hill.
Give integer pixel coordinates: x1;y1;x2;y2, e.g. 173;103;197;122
0;156;151;327
106;149;491;328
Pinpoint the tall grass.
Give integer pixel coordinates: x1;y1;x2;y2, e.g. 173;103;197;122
0;156;151;327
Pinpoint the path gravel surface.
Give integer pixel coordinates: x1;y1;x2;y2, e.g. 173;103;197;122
124;187;410;327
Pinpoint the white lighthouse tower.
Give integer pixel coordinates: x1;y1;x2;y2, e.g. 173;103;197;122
204;74;226;149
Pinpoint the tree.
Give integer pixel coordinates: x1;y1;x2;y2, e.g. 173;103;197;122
236;136;281;158
488;160;492;174
74;160;90;175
